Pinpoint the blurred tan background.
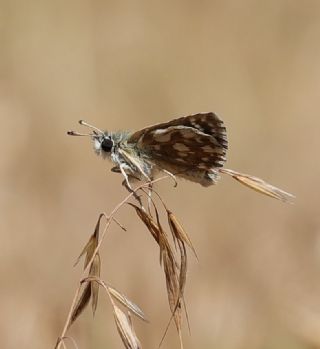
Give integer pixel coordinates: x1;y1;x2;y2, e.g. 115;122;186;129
1;1;320;348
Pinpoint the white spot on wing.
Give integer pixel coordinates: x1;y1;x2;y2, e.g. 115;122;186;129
153;129;168;135
153;130;171;142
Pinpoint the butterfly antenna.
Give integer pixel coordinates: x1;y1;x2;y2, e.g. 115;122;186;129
79;120;104;134
67;130;95;137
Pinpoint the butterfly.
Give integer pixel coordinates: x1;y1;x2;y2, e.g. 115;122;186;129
68;112;294;202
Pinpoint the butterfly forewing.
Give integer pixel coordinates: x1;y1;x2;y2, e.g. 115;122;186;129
128;112;228;150
128;113;228;175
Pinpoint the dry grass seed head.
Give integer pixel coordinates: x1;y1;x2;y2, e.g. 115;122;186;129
89;253;101;315
220;168;295;203
167;210;198;259
70;215;103;326
74;213;103;269
128;203;170;266
129;199;185;343
69;282;91;328
107;284;148;322
113;305;142;349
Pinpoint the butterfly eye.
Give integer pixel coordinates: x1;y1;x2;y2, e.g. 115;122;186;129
101;138;113;152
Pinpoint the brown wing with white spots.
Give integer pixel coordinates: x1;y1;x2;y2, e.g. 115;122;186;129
128;112;228;150
135;125;227;171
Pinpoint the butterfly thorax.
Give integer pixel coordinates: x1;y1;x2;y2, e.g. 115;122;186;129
93;130;154;180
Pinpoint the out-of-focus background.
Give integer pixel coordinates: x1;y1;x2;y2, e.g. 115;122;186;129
1;1;320;348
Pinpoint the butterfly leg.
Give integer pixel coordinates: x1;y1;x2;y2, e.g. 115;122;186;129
116;163;133;190
112;166;140;182
111;166;121;173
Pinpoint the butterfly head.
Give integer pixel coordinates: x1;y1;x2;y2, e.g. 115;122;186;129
67;120;114;158
93;134;111;151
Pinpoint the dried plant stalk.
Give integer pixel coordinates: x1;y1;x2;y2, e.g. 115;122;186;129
56;168;294;349
55;176;173;349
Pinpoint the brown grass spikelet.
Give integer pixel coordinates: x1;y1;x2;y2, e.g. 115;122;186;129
128;203;173;266
127;203;158;241
167;210;198;260
69;282;91;328
107;285;148;322
69;215;103;326
162;249;181;328
74;213;102;269
89;253;101;316
220;168;295;203
113;306;142;349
